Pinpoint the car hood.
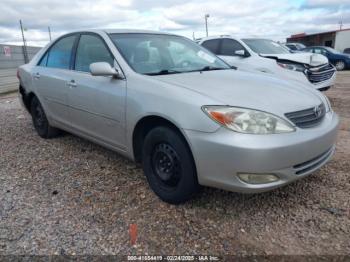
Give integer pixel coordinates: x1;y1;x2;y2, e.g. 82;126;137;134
153;70;324;117
260;53;328;67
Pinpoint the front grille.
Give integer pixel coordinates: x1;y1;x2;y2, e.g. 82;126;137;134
285;103;326;128
306;64;335;84
293;147;334;175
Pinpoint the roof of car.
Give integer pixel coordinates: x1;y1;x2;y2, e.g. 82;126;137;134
103;29;176;35
199;36;273;42
305;46;328;48
66;29;177;35
199;35;237;41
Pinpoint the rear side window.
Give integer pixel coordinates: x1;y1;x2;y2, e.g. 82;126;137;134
39;52;49;66
201;39;220;54
75;34;114;72
220;39;245;56
46;35;76;69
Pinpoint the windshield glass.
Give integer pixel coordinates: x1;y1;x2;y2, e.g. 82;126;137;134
242;39;291;54
109;33;230;75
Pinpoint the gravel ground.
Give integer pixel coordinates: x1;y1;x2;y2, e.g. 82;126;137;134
0;73;349;257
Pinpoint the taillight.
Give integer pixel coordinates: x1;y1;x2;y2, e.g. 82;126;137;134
17;69;20;80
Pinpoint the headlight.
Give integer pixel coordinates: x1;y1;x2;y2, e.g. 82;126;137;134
277;62;305;72
202;106;295;134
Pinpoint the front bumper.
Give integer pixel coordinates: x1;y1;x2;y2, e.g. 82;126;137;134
308;68;337;91
184;111;339;193
276;65;337;91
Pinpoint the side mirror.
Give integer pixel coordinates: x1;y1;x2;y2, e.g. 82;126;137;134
90;62;121;78
234;50;246;57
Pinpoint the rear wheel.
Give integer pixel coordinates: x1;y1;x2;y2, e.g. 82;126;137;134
30;96;60;138
335;60;345;71
142;126;199;204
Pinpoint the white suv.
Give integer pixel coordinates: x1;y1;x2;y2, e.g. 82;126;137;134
199;36;336;91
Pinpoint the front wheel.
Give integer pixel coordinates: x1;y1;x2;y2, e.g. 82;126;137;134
335;60;345;71
142;126;199;204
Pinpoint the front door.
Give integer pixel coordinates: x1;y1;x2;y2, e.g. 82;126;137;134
218;38;253;71
66;33;127;149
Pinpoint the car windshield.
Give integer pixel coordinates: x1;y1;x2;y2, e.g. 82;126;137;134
242;39;291;54
109;33;230;75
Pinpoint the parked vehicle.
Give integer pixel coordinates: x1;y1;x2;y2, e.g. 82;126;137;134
344;48;350;54
199;36;336;91
18;30;339;204
302;46;350;71
285;42;306;51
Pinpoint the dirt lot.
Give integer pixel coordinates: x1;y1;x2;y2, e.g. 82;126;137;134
0;72;349;257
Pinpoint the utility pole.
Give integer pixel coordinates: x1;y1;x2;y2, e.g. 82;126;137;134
48;26;52;41
339;20;343;30
19;20;29;63
204;14;210;37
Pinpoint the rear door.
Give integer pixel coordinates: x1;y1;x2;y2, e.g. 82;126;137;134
65;33;127;149
32;34;77;126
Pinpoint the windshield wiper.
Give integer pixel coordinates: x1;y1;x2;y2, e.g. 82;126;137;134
145;66;232;75
145;69;182;76
190;66;230;72
205;66;228;71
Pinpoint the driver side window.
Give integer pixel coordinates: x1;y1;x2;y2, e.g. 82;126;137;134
219;39;246;56
75;34;114;72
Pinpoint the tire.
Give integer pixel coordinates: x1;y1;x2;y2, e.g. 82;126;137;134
335;60;345;71
142;126;199;204
30;96;60;139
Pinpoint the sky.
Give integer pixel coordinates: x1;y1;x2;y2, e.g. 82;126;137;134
0;0;349;47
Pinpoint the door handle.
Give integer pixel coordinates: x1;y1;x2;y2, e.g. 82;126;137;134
33;72;40;79
67;80;77;88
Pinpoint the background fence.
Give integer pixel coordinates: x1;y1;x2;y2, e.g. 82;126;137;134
0;44;41;93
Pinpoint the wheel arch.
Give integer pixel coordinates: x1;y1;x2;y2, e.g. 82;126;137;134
131;115;194;165
19;85;36;113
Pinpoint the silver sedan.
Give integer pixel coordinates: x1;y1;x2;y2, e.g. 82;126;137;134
18;30;339;204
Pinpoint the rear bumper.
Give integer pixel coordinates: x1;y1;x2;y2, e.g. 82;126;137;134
18;85;31;113
184;111;339;193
